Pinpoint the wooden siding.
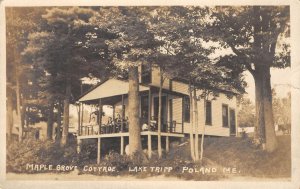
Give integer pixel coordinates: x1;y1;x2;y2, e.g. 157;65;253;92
150;67;170;89
172;97;183;132
182;92;237;137
112;65;238;137
172;80;189;95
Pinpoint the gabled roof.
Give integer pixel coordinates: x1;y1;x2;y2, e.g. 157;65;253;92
78;79;149;102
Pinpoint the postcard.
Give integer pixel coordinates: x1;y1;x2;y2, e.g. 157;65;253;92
0;0;300;189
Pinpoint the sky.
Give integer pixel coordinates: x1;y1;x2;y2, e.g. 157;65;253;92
244;68;291;103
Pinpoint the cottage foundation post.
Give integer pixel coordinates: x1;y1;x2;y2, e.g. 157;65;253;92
148;134;152;159
77;139;82;153
166;136;169;153
97;137;101;164
121;136;124;155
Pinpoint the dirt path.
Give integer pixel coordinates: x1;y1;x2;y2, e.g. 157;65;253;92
6;171;181;181
6;171;290;181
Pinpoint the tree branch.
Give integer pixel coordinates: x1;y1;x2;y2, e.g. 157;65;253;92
228;43;255;75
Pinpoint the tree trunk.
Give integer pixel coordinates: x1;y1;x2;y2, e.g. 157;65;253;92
16;68;23;142
128;66;142;156
6;93;14;142
157;69;163;158
47;100;54;140
56;100;62;141
188;82;195;161
61;81;71;146
254;65;277;152
193;88;199;161
200;96;207;161
25;106;30;128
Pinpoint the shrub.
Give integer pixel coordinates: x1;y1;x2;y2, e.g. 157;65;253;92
7;139;78;173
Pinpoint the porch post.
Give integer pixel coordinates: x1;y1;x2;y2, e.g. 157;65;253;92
169;98;173;133
148;87;152;130
182;97;184;133
81;103;84;131
112;105;115;120
148;87;152;159
77;102;81;136
121;94;124;132
166;136;169;153
97;137;101;164
98;99;102;134
121;136;124;155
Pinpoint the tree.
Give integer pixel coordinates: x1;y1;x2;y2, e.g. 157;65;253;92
6;7;45;142
210;6;290;152
24;7;112;145
94;7;158;156
169;7;247;161
145;7;185;158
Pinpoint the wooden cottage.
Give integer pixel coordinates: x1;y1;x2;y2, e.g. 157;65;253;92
76;65;238;162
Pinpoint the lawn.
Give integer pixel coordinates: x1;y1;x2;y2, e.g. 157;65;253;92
202;135;291;178
6;135;291;180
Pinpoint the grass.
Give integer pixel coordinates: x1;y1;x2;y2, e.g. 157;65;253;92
7;135;291;180
202;135;291;178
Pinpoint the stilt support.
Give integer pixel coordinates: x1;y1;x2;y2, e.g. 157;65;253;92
166;136;169;153
77;139;82;153
121;136;124;155
148;134;152;159
97;138;101;164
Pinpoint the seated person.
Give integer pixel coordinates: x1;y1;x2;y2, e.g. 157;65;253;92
142;123;148;131
150;116;157;131
115;113;122;123
105;117;113;133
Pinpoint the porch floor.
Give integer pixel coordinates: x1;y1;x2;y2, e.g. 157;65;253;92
77;131;184;140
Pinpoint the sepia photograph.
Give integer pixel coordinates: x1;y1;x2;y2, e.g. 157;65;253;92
0;1;300;188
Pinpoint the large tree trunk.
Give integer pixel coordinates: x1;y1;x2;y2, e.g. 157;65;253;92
6;93;14;142
157;69;163;158
188;82;195;161
193;88;199;161
47;100;54;140
128;66;142;156
61;81;71;146
254;65;277;152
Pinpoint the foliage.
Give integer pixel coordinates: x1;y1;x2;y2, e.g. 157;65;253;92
237;97;256;128
272;90;291;132
23;7;113;102
209;6;290;151
7;139;78;173
209;6;290;70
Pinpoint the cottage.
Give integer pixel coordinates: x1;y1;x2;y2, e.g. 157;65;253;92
76;65;238;162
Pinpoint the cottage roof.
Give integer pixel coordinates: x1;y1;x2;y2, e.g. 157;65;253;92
78;79;149;102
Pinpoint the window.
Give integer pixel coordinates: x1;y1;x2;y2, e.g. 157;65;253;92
141;64;151;84
205;101;212;125
183;96;190;123
222;104;229;127
229;109;236;135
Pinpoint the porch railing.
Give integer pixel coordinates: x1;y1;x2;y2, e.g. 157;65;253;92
79;120;184;136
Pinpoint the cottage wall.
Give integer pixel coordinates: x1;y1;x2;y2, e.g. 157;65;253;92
122;65;238;137
171;80;237;137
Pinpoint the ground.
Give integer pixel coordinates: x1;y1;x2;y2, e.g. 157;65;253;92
6;135;291;181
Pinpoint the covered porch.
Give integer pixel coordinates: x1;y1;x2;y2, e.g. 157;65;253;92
76;79;186;162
